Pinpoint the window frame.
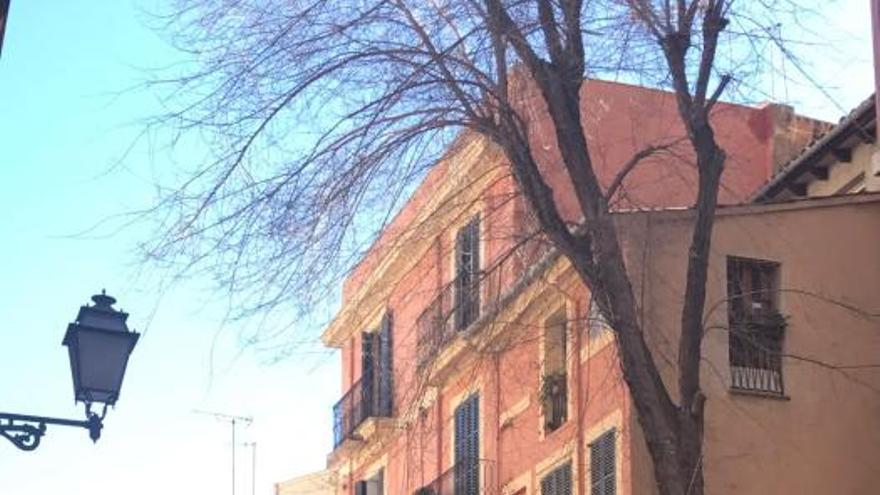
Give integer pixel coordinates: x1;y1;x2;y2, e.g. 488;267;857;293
726;256;786;396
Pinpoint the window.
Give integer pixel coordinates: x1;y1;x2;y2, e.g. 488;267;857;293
355;468;384;495
360;312;394;419
454;394;480;495
454;215;481;331
542;313;567;432
727;257;785;395
590;429;616;495
540;462;572;495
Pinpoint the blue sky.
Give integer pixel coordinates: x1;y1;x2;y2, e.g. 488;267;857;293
0;1;874;494
0;2;338;494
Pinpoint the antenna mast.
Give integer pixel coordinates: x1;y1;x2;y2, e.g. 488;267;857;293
193;409;253;495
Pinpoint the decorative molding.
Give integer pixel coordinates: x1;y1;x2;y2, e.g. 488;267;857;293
499;396;530;429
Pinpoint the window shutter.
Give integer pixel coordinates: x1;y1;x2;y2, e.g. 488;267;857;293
560;463;572;495
454;394;480;495
454;216;481;331
455;225;469;330
469;215;480;318
360;332;376;419
590;429;616;495
378;312;394;416
540;462;571;495
355;480;368;495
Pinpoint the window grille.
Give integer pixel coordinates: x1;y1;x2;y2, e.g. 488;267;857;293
727;257;785;395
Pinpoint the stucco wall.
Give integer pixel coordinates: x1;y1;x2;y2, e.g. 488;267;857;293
323;81;851;495
807;141;880;196
276;470;336;495
620;196;880;495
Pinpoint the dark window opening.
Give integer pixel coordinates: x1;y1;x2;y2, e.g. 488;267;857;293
455;216;481;331
362;312;394;417
542;313;568;432
727;257;786;395
590;429;616;495
355;468;384;495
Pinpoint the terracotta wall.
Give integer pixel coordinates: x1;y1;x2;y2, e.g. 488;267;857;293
339;281;638;495
328;81;842;495
339;80;822;305
807;140;880;195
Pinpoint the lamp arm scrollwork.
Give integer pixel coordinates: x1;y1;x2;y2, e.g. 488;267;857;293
0;411;103;451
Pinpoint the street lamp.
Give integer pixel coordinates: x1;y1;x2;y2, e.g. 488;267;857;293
0;291;139;451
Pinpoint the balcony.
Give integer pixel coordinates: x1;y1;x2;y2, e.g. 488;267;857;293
416;238;552;371
414;459;496;495
729;314;786;396
332;375;392;449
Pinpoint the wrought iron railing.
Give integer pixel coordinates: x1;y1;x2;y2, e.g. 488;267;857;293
416;237;551;368
729;316;786;395
541;373;568;431
332;375;391;448
414;459;495;495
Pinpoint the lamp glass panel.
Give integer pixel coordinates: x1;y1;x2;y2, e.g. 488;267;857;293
74;329;134;404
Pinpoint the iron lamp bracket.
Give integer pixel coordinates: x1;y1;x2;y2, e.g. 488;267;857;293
0;403;107;451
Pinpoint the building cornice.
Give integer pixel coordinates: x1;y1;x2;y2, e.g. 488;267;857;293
751;95;876;202
321;137;503;347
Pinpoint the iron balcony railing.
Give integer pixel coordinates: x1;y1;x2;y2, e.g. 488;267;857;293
416;237;551;368
332;375;391;448
729;315;786;395
414;459;495;495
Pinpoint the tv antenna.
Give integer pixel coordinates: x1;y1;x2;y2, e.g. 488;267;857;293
193;409;253;495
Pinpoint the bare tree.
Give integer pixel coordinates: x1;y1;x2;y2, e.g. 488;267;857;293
144;1;820;493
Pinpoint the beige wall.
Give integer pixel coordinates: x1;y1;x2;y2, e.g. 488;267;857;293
276;470;336;495
807;141;880;196
619;196;880;494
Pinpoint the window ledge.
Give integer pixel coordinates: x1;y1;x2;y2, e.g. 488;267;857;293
728;388;790;401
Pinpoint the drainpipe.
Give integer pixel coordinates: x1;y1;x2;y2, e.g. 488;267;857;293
494;353;502;494
436;387;443;484
435;234;444;484
574;299;586;495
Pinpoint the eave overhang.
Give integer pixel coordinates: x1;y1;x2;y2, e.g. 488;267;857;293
751;95;876;203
